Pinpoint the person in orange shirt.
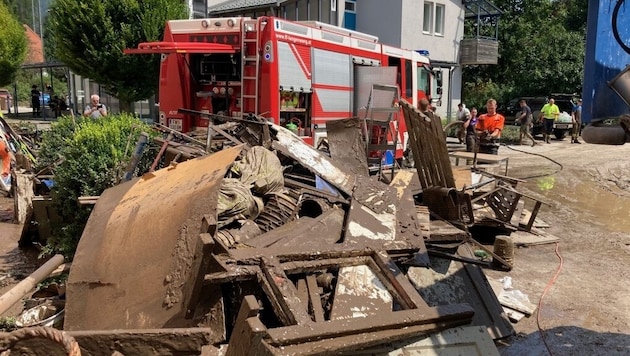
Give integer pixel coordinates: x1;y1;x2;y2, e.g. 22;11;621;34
475;98;505;154
0;139;11;191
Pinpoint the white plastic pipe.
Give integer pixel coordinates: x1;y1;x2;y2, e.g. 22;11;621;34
0;254;65;315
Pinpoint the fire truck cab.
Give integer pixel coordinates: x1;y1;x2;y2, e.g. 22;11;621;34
126;16;440;154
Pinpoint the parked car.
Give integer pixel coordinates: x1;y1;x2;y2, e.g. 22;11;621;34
499;95;575;139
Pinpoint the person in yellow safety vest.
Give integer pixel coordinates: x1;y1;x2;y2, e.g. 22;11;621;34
539;98;560;143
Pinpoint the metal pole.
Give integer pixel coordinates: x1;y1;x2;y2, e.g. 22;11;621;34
38;0;43;38
31;0;36;32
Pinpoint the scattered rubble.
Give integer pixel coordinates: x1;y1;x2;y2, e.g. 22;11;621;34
0;100;558;355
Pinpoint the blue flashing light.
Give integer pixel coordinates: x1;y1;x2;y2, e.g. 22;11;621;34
416;49;430;56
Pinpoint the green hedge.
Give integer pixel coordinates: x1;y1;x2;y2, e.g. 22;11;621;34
37;114;154;258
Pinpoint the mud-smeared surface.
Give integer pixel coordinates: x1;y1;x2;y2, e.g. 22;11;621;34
0;198;44;319
485;141;630;355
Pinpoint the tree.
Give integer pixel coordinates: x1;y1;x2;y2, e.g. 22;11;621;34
463;0;586;107
0;2;28;87
47;0;188;111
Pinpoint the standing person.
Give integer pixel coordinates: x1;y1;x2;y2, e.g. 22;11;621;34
540;98;560;143
571;99;583;144
455;103;471;143
83;94;107;118
419;98;441;122
31;85;41;117
517;99;536;146
475;98;505;154
463;107;479;152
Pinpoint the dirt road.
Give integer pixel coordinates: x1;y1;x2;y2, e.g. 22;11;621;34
0;137;629;354
490;138;630;355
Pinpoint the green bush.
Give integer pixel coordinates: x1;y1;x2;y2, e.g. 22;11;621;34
38;114;153;258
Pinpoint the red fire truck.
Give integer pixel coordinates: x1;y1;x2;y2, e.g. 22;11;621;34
126;16;440;156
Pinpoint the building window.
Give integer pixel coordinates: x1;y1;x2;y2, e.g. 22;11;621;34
345;1;356;12
423;2;433;34
423;2;445;36
435;4;445;35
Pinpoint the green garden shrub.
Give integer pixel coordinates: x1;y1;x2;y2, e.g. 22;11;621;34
37;114;154;258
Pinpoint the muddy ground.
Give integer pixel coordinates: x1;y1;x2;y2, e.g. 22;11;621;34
0;136;629;355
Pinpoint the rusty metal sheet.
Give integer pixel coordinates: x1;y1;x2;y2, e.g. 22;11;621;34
65;146;243;331
272;123;356;196
406;244;514;339
325;118;369;177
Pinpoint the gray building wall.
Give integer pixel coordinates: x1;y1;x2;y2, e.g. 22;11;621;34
356;0;402;47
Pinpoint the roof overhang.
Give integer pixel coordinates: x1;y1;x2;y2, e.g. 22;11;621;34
124;41;236;55
463;0;502;19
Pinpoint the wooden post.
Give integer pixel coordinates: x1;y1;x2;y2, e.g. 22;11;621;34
12;171;35;224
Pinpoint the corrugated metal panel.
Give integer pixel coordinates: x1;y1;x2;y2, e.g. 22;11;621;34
316;88;352;112
312;48;351;87
208;0;278;12
278;42;311;91
278;20;310;36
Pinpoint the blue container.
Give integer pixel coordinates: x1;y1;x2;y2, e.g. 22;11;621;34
583;1;630;123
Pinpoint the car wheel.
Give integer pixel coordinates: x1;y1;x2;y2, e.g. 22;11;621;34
554;130;567;140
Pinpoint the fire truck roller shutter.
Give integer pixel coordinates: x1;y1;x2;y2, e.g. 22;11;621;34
312;48;353;114
277;42;312;92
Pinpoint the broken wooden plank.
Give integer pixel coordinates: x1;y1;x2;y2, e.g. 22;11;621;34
225;295;267;356
272;125;356;195
510;230;559;247
12;172;34;225
260;257;312;325
305;275;325;323
370;252;430;310
415;205;431;236
59;327;220;355
427;219;468;242
226;243;375;265
407;244;514;340
267;303;474;346
346;325;500;355
261;318;475;355
503;306;527;323
296;278;309;316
